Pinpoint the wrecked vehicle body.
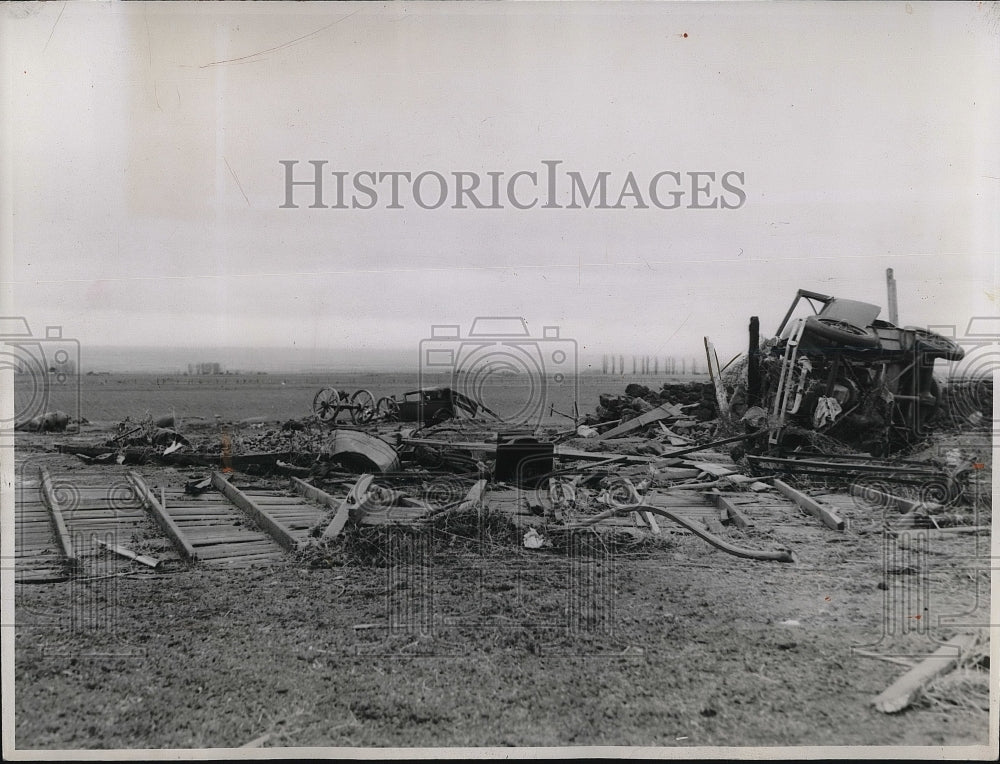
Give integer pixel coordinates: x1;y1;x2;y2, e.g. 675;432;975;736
387;386;501;425
759;289;965;455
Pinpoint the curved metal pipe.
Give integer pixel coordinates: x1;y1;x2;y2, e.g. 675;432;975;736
562;503;794;563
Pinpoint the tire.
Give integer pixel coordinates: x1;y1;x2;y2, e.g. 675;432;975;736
802;316;879;349
312;387;342;422
376;397;400;421
350;389;377;424
908;328;965;362
431;407;453;424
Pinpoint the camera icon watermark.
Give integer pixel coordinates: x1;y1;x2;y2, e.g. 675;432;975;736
419;317;578;429
9;458;128;650
925;317;997;434
849;438;994;660
0;316;81;439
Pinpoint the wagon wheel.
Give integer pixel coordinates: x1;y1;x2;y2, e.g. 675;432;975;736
350;389;377;424
376;396;400;421
313;387;343;422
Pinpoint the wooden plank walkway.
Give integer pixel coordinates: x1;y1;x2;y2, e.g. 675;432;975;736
13;462;67;583
233;485;327;545
154;480;287;568
48;469;181;574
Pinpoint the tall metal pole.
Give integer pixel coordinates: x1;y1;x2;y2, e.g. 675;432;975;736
886;267;899;325
747;316;761;407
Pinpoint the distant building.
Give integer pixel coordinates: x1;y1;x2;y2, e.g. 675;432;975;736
188;362;223;375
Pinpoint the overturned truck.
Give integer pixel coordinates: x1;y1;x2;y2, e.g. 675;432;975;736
754;289;965;455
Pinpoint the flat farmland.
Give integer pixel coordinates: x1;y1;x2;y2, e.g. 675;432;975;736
16;371;705;425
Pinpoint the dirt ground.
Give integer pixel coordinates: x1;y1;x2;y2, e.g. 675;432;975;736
8;373;995;754
12;456;993;752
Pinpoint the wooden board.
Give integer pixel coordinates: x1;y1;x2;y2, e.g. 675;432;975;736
871;634;979;713
597;402;685;440
773;479;844;531
323;474;373;539
711;493;755;530
211;473;303;551
129;472;199;559
39;467;78;570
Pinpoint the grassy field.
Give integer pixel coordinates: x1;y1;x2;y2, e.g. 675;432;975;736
16;371;707;425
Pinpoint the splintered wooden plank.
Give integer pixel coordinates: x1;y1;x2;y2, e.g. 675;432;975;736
689;461;738;478
711;493;755;530
854;486;941;516
773;479;844;531
872;634;979;713
614;478;661;536
597;403;685;440
459;479;487;511
96;539;160;569
211;472;302;552
632;509;661;534
704;337;731;418
399;437;658;464
38;467;79;570
128;472;198;560
323;474;375;537
291;476;338;509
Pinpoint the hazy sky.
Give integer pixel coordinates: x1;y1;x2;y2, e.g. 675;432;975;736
2;1;998;366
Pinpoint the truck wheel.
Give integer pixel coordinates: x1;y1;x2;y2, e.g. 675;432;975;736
803;316;879;349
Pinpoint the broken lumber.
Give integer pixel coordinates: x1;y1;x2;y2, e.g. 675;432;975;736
129;472;198;560
704;337;731;418
96;539;160;569
618;477;660;535
425;479;488;519
458;479;487;511
689;461;738;478
290;476;338;509
38;467;79;571
773;479;844;531
871;633;979;713
323;474;373;538
638;510;661;534
597;402;685;440
856;486;942;516
399;437;659;464
628;482;660;535
211;472;302;551
656;430;767;461
711;493;755;530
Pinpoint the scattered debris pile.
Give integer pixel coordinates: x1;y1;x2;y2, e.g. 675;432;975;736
12;285;992;728
591;382;717;426
25;287;992;574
